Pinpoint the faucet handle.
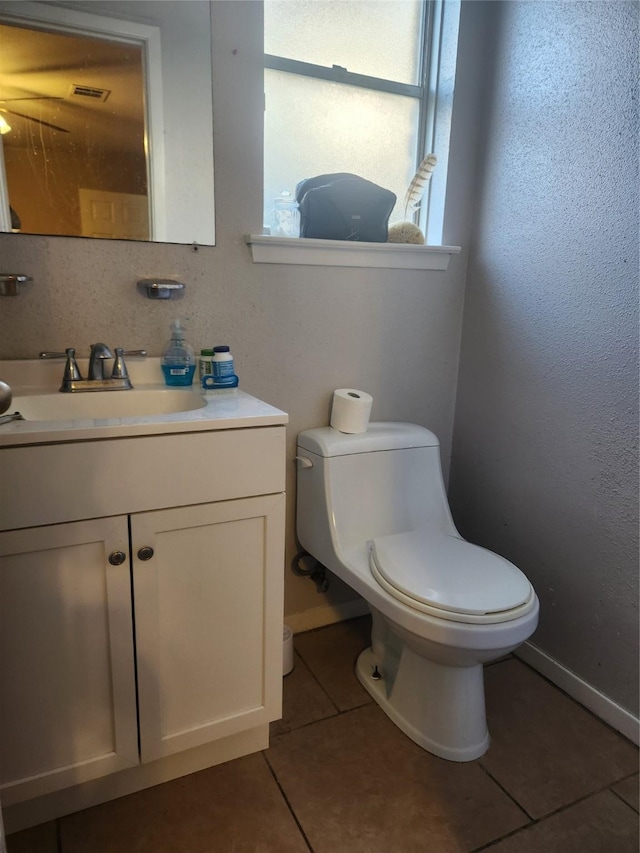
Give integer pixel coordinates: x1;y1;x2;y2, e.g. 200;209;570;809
111;348;129;380
62;348;83;385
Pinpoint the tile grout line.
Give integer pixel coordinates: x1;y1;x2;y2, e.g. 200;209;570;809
476;761;534;822
274;698;375;741
470;773;640;852
292;649;341;715
607;782;640;815
470;824;536;853
292;647;357;717
468;788;542;853
260;750;316;853
468;764;536;851
614;769;640;784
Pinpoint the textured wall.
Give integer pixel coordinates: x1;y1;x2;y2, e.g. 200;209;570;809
450;1;639;713
0;1;483;622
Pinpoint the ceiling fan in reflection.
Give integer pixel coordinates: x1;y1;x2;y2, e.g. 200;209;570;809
0;96;70;134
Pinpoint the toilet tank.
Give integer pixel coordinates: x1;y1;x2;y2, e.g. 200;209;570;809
296;423;458;565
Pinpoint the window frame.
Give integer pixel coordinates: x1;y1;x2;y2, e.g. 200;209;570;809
264;0;456;245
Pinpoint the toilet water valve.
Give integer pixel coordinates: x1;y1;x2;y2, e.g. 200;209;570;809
293;551;330;593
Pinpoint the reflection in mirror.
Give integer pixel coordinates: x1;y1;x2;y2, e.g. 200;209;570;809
1;23;149;239
0;0;215;245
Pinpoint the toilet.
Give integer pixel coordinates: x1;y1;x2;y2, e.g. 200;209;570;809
296;422;539;762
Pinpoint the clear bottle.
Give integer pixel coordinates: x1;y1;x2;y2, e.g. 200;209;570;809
271;191;300;237
161;319;196;386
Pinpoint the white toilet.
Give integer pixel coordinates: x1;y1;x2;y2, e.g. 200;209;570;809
296;422;539;762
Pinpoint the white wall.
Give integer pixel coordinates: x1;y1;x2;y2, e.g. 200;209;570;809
449;1;639;715
0;1;486;623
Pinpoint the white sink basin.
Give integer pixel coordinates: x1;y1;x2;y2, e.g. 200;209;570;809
0;359;287;448
13;388;207;421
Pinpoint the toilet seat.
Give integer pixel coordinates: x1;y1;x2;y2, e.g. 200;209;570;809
369;530;536;625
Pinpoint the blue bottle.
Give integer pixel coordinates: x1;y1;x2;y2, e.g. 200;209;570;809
161;319;196;386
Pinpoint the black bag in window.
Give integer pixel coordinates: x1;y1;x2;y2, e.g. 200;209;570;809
295;173;396;242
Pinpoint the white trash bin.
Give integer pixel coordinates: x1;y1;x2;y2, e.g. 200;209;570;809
283;625;294;676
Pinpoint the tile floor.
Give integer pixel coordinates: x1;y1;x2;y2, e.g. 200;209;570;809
7;616;639;853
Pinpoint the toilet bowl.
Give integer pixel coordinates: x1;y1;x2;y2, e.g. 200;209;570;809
296;423;539;762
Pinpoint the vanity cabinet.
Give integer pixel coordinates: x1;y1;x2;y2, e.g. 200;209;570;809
0;517;139;799
0;420;286;818
132;495;285;762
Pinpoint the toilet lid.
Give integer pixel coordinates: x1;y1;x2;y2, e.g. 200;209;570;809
370;530;532;616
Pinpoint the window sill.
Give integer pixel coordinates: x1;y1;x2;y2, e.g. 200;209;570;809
245;235;461;270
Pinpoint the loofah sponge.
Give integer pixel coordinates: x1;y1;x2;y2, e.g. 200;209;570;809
387;221;425;244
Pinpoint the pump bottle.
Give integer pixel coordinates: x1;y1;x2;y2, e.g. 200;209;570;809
161;319;196;386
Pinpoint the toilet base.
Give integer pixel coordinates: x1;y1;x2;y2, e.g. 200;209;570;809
355;646;490;762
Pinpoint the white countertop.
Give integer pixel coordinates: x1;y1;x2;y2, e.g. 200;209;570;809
0;359;288;447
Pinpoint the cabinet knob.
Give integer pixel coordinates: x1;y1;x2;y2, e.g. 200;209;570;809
108;550;127;566
137;546;154;561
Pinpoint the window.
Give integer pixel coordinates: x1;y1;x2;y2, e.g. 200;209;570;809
264;0;460;245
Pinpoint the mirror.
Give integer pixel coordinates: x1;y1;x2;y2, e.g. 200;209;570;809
0;0;215;245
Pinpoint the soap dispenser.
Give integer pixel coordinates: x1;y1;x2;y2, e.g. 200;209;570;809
161;319;196;386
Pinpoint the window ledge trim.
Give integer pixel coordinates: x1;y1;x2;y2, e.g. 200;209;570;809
246;235;461;270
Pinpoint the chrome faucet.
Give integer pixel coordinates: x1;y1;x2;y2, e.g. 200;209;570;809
88;342;114;380
40;346;146;392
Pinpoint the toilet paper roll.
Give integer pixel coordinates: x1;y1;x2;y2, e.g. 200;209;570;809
330;388;373;434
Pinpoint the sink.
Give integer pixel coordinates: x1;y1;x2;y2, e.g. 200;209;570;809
12;388;207;421
0;359;287;449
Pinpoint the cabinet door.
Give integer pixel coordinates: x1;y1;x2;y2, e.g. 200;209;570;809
132;494;285;762
0;518;139;805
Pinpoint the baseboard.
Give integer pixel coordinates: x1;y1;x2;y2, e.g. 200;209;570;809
516;641;639;746
285;598;369;634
